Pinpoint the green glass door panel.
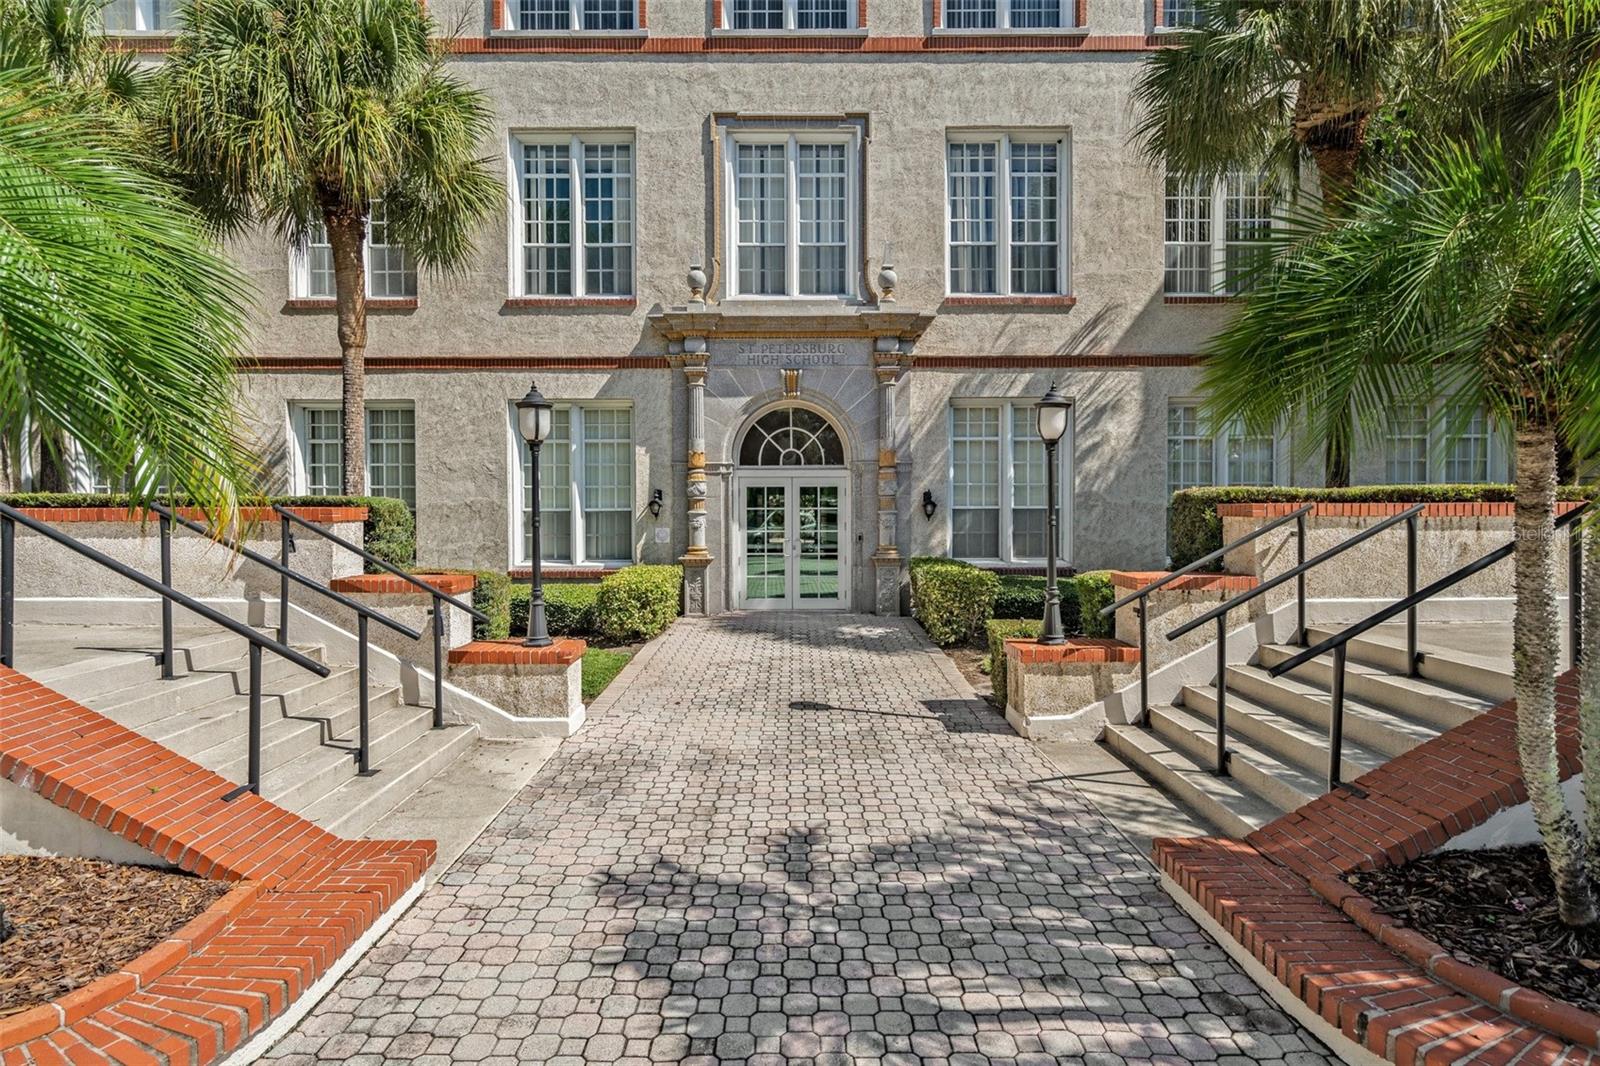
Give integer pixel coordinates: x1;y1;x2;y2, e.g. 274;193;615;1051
744;484;787;600
796;484;840;600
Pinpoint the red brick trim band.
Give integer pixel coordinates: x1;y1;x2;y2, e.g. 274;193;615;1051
283;297;419;312
449;32;1155;52
0;666;434;1060
1108;570;1259;593
238;355;673;372
1157;669;1599;1059
1004;637;1139;664
13;505;368;524
1219;501;1588;519
448;637;586;666
330;572;477;595
940;295;1078;309
1163;294;1236;305
913;354;1204;369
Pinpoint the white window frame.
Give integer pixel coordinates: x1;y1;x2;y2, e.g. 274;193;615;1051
1162;171;1277;297
946;399;1074;567
101;0;175;32
944;130;1072;297
507;131;636;300
506;401;637;569
721;0;857;29
289;203;417;300
939;0;1076;29
1165;400;1284;494
288;402;418;506
510;0;636;31
1155;0;1200;29
721;127;861;301
1383;402;1509;485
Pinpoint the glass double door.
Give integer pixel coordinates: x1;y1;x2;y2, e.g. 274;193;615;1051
737;474;849;610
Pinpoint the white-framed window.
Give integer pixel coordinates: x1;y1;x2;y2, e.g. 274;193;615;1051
290;403;417;508
509;404;635;567
515;0;635;30
948;401;1073;565
512;133;635;298
941;0;1074;28
1157;0;1200;27
292;200;417;300
1384;403;1504;484
102;0;175;31
1167;402;1277;493
1164;171;1275;296
723;0;853;28
947;132;1070;296
723;128;859;299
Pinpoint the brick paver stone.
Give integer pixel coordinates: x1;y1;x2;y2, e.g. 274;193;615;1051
264;614;1337;1065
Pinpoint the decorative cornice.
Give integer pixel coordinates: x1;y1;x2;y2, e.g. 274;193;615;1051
648;305;935;343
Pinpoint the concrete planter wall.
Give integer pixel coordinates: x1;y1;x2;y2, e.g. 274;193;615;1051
327;572;478;664
1003;638;1139;741
446;639;586;737
1110;571;1261;675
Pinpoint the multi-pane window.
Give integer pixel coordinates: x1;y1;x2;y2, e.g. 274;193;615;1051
297;200;417;300
1384;403;1498;484
1164;172;1276;296
1158;0;1201;27
516;135;635;298
516;0;635;30
947;135;1067;296
293;405;417;508
515;405;635;566
1167;402;1275;493
942;0;1070;28
102;0;174;31
727;132;856;298
1384;404;1430;483
950;402;1070;563
726;0;852;28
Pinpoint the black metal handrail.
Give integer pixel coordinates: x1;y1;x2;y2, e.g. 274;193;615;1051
152;503;423;776
272;504;488;727
1268;501;1590;792
0;501;330;802
1099;503;1315;726
1164;502;1426;777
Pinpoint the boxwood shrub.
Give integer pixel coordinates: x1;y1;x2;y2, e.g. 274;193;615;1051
908;557;999;646
1074;571;1115;639
1169;484;1594;568
985;618;1041;704
595;565;682;643
993;574;1083;634
510;582;601;637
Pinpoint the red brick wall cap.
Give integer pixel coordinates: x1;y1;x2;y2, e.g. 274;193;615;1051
1108;570;1259;593
448;638;586;667
1004;637;1140;664
1217;501;1586;520
14;505;368;524
330;573;476;596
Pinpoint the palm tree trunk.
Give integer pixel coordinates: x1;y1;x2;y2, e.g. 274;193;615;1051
1582;522;1600;892
326;210;368;497
1514;423;1595;926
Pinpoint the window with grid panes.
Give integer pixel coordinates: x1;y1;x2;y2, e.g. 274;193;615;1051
949;402;1068;563
102;0;175;31
298;200;416;300
727;0;851;28
517;135;634;298
304;408;343;495
941;0;1068;28
1158;0;1200;27
728;132;854;298
1442;406;1491;483
1382;402;1497;484
1167;402;1274;492
1164;171;1276;296
1384;404;1430;483
292;405;415;506
516;0;634;29
517;406;633;565
946;135;1065;296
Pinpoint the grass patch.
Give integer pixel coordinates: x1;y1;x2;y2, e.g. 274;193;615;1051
582;648;632;702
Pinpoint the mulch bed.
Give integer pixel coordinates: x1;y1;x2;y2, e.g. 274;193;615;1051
0;855;231;1018
941;642;995;703
1348;844;1600;1013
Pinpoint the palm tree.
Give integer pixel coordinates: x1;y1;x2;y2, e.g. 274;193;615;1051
1196;123;1599;925
155;0;499;495
0;69;256;517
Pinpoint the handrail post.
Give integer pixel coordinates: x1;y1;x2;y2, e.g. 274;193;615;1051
1;515;13;669
278;515;292;646
431;593;445;729
1295;511;1307;646
357;614;371;775
1570;520;1583;670
1405;513;1419;677
159;511;174;680
1137;595;1149;727
1329;644;1347;791
245;642;263;797
1214;616;1229;776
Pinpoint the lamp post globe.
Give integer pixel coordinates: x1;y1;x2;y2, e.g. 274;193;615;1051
1036;383;1069;646
516;382;554;647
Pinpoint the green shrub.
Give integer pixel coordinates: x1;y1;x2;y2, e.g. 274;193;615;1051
509;582;600;637
986;618;1041;704
993;574;1082;633
595;565;682;643
442;569;510;640
1168;484;1592;568
1073;571;1115;639
908;557;998;646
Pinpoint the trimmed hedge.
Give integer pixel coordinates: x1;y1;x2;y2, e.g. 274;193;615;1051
986;618;1040;704
1074;571;1115;639
509;582;601;637
993;574;1083;634
1169;484;1594;568
0;491;417;572
462;570;513;640
595;565;682;643
908;557;999;646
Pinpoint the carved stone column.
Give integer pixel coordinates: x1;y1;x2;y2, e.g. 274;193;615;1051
679;339;712;615
872;341;905;616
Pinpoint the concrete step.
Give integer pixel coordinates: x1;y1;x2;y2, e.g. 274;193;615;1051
1264;640;1490;731
136;661;361;753
1149;702;1324;816
35;629;249;702
1101;724;1283;838
84;647;328;729
1304;625;1513;704
246;699;442;815
1179;682;1386;784
301;724;480;838
1226;659;1444;758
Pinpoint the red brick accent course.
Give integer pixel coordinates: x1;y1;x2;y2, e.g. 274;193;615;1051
0;666;433;1062
15;505;368;525
1109;570;1259;593
329;572;476;596
1004;637;1140;664
1156;670;1600;1059
448;638;586;667
1218;501;1587;520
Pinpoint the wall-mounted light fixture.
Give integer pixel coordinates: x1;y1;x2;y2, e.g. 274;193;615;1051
922;490;937;520
648;488;663;518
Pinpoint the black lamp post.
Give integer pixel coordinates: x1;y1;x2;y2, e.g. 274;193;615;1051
1036;383;1070;645
516;381;554;647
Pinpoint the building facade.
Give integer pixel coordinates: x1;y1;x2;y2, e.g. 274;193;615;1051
107;0;1511;614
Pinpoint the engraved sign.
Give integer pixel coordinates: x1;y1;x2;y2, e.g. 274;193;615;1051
721;340;869;368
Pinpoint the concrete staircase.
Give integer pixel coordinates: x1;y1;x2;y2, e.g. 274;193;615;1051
28;624;479;839
1103;623;1510;837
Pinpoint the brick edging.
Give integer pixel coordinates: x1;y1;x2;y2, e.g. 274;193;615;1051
330;572;477;596
1004;637;1139;664
448;638;586;666
1108;569;1258;593
12;505;369;524
1218;501;1588;519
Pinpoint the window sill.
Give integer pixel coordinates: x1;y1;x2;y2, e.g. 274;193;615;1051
283;297;419;311
930;25;1089;35
940;295;1077;309
1162;294;1238;305
502;296;637;310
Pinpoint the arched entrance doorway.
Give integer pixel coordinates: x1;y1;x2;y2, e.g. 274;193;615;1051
733;406;850;610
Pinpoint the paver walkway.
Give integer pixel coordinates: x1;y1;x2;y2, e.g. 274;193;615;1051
265;614;1336;1066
